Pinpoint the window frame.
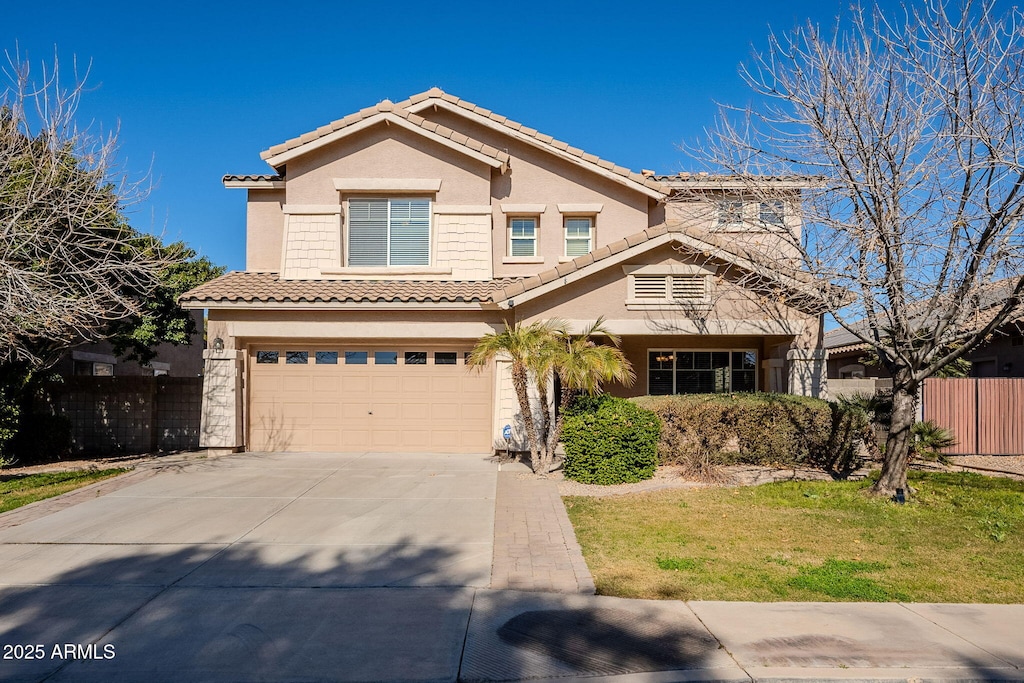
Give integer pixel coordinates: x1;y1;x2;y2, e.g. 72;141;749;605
563;216;594;258
647;348;758;395
715;200;745;229
508;215;539;258
345;197;432;267
759;200;785;227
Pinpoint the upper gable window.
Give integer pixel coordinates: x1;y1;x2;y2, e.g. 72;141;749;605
509;217;538;257
564;217;593;258
348;198;430;267
759;201;785;226
716;200;744;227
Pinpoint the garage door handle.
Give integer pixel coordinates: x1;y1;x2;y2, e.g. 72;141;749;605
368;411;373;415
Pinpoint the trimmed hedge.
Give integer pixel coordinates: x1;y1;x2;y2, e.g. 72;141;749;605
633;392;866;473
561;394;661;485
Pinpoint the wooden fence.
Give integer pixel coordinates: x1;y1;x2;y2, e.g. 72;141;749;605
922;378;1024;455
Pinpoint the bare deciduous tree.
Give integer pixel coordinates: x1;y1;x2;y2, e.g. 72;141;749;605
688;1;1024;497
1;50;166;372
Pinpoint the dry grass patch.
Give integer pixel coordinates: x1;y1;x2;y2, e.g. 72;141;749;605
564;471;1024;602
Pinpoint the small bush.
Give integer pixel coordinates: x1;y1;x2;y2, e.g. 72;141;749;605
0;386;20;467
633;393;866;473
562;394;661;485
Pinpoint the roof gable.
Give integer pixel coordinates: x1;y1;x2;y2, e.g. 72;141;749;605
399;88;666;199
257;88;665;200
260;102;510;171
492;222;826;313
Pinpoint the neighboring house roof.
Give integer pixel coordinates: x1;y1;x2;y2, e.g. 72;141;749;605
180;271;520;308
824;278;1024;355
490;222;826;312
824;328;871;355
256;87;665;200
259;99;511;171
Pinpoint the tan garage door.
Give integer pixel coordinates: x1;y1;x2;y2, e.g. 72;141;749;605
248;345;492;453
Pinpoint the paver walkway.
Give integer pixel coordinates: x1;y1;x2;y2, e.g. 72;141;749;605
490;465;594;594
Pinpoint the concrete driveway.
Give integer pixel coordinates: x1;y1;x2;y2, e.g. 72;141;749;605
3;451;1023;683
0;451;497;682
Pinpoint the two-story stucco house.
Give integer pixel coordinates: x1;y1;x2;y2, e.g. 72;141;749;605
181;88;827;454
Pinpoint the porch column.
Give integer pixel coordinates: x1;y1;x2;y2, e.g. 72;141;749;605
786;349;827;398
199;349;244;452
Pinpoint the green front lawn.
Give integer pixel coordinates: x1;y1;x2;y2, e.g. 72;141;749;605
564;471;1024;603
0;469;129;514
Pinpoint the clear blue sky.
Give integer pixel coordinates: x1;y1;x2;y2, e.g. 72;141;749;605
4;0;900;272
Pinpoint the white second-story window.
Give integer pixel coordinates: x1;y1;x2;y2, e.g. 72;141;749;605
716;200;744;227
759;200;785;226
348;198;430;266
509;217;538;257
564;217;593;257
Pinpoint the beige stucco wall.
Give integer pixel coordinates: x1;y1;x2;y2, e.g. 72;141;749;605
417;109;655;278
246;190;285;271
665;195;803;262
284;125;492;207
514;244;818;334
206;309;506;349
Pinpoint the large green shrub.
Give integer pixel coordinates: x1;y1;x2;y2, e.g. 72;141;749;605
561;394;661;485
633;393;865;473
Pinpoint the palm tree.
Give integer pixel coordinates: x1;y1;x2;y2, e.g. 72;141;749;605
546;318;635;466
467;320;564;471
469;317;634;474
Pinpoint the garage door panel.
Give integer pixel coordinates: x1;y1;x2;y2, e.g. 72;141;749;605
430;402;459;419
341;429;370;449
344;375;371;393
461;403;489;421
371;402;400;420
401;403;430;420
311;402;339;420
249;346;492;454
372;376;401;393
282;376;312;393
341;403;370;419
312;376;340;393
312;429;340;450
401;376;430;393
430;377;461;394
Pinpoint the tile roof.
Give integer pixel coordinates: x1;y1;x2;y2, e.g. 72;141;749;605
491;221;821;308
180;271;521;306
222;174;284;182
256;88;663;196
260;99;510;168
396;88;666;195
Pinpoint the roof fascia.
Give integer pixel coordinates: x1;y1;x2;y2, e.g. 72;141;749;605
260;112;505;169
407;98;666;200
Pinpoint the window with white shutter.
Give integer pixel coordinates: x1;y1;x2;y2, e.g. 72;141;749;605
347;198;430;266
564;217;593;257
